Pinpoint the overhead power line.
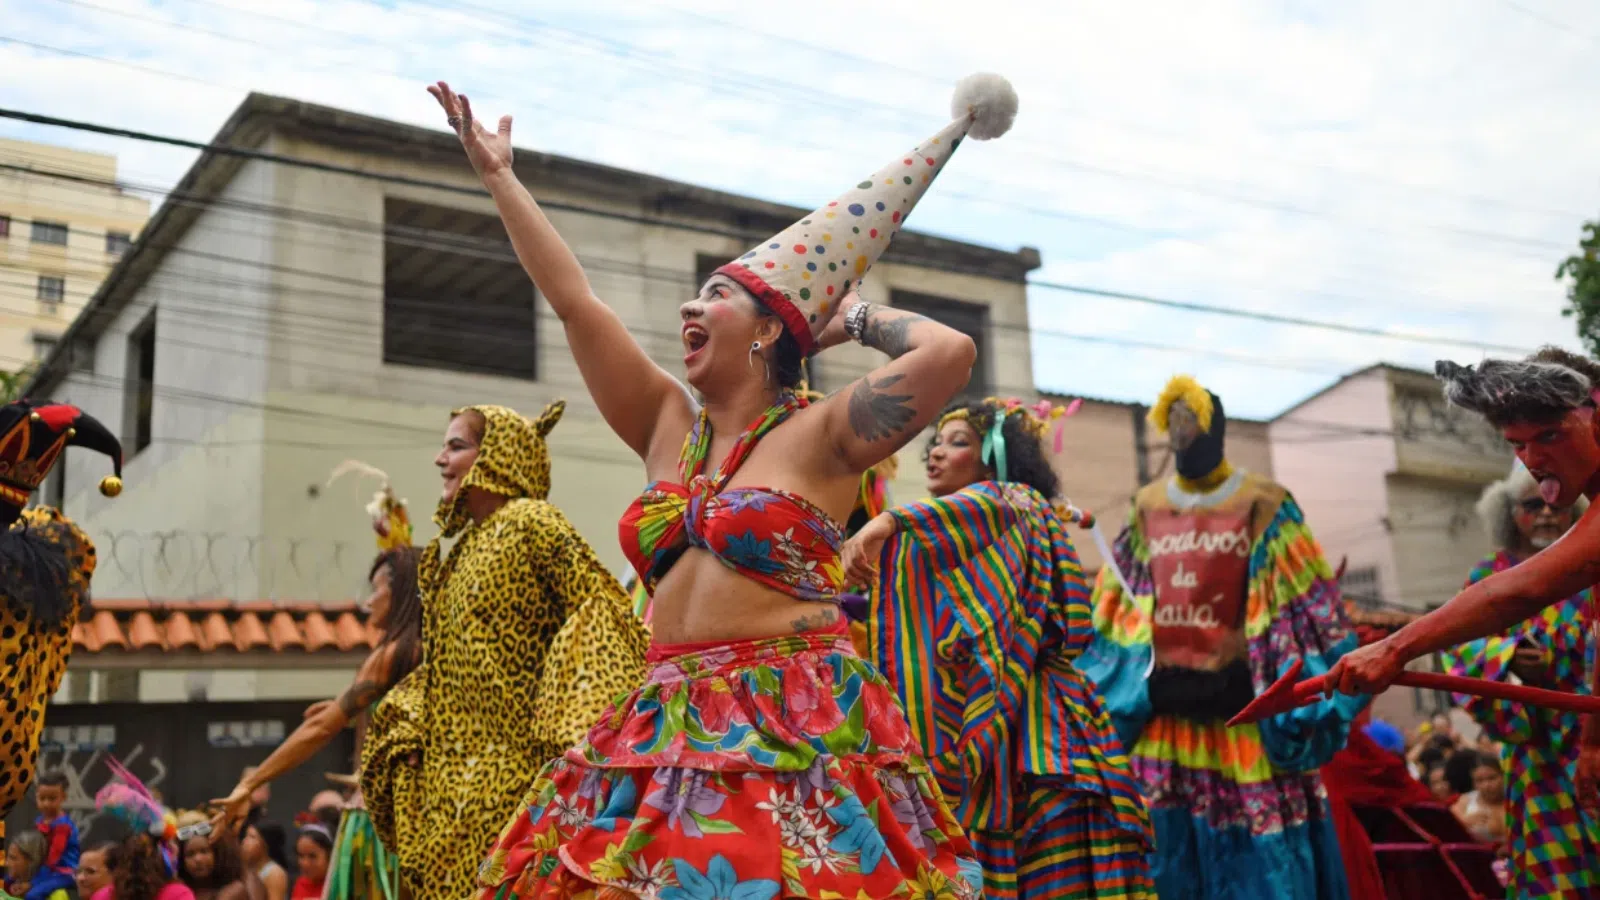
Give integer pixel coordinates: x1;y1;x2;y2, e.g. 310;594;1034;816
0;121;1538;357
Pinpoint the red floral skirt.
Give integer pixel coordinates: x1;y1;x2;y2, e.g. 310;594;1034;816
476;626;984;899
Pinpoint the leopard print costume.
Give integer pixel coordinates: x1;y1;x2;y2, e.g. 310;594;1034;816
360;402;648;900
0;508;95;843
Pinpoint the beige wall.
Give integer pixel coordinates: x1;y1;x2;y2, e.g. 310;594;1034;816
1271;369;1402;604
0;138;149;371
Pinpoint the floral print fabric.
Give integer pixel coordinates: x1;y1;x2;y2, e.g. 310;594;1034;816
477;628;984;900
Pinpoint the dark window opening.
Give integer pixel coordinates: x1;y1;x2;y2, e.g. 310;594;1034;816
126;312;156;455
31;220;68;246
889;291;990;398
382;198;537;380
106;230;132;255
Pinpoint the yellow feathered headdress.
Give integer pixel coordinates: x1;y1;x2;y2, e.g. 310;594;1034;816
1149;374;1214;434
326;460;413;551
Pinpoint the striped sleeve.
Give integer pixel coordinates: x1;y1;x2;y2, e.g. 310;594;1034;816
888;484;1020;573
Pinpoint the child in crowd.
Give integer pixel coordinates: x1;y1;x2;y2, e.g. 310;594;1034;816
28;773;77;900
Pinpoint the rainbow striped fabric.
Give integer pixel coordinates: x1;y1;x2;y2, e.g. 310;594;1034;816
867;481;1154;900
1442;551;1600;900
1079;470;1364;900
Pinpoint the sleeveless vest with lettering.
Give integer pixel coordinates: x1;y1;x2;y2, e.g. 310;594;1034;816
1143;505;1253;671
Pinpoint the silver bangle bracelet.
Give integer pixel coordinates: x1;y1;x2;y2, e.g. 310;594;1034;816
844;301;871;343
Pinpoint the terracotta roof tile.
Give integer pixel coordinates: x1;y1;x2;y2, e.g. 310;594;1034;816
1345;600;1422;646
71;600;379;656
126;611;163;650
266;611;302;651
165;613;199;650
331;612;367;651
301;611;336;653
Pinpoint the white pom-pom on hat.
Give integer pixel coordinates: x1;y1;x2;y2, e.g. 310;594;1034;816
951;73;1018;141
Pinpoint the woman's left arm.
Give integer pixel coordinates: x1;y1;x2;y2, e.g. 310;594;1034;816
815;296;977;474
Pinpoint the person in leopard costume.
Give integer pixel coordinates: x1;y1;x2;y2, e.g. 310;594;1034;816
359;401;648;900
0;400;121;865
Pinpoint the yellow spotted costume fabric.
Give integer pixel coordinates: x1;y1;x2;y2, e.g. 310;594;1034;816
0;507;95;842
360;402;648;900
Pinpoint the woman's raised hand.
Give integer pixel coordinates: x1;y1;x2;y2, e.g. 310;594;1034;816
427;81;513;180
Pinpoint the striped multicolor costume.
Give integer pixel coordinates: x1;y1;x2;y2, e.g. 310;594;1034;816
868;481;1154;899
1440;550;1600;899
1080;468;1364;900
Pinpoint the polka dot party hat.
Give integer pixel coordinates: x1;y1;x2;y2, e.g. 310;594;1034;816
714;73;1018;355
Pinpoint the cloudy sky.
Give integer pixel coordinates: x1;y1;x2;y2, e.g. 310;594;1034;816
2;0;1597;418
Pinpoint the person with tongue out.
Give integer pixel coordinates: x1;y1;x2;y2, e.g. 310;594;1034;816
1078;375;1365;900
1328;346;1600;817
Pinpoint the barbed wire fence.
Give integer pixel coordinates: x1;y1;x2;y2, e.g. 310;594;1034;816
86;529;372;604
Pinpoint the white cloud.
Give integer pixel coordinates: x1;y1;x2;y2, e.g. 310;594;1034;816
2;0;1596;418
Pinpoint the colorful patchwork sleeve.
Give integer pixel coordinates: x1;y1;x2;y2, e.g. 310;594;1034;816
1245;494;1369;772
1079;506;1155;753
1441;554;1561;747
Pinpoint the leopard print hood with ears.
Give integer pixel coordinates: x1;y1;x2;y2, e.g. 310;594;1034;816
432;401;566;540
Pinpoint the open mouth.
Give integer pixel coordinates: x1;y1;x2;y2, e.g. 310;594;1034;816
682;324;709;357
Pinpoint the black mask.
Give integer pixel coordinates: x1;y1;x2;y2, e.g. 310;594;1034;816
1175;390;1226;481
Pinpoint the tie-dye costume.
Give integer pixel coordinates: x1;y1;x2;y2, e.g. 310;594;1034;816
868;480;1153;899
361;403;648;900
477;394;984;900
1440;550;1600;899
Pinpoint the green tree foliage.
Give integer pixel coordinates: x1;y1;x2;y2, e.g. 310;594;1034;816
1556;221;1600;358
0;364;36;403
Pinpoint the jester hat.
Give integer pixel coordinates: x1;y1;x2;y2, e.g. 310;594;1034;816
0;399;122;518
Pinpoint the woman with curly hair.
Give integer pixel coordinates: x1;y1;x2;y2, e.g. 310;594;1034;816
1436;460;1599;898
173;813;256;900
841;397;1154;900
92;763;195;900
1331;346;1600;862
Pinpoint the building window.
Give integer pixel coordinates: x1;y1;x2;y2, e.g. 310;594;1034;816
0;215;10;238
106;230;132;255
382;199;537;380
36;275;65;312
126;313;156;454
30;220;68;246
31;333;58;360
889;291;991;397
1339;565;1382;609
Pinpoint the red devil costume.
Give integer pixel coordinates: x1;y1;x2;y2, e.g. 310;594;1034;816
0;399;122;845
